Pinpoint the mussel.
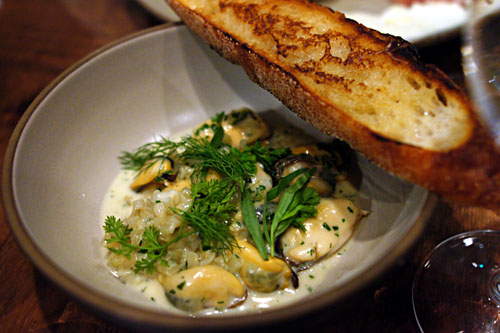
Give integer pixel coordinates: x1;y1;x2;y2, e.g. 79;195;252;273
274;145;341;196
280;198;360;268
221;109;270;147
160;265;246;312
130;159;174;191
235;239;293;292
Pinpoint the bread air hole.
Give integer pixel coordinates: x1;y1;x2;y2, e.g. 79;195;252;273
406;76;421;90
435;88;448;106
414;105;425;116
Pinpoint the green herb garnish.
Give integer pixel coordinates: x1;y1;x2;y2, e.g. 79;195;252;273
267;168;319;256
250;168;320;258
119;132;256;189
171;178;238;255
103;216;195;274
228;109;252;125
242;189;268;260
109;110;323;263
244;142;290;177
179;136;255;188
119;139;180;172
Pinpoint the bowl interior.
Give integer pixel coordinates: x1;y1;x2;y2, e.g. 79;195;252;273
6;24;430;327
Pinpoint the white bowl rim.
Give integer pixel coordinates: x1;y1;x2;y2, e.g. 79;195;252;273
1;23;439;330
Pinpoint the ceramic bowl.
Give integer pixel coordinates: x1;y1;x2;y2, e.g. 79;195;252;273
2;24;437;330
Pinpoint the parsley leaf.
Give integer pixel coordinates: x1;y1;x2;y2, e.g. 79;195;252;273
103;216;134;258
103;216;195;274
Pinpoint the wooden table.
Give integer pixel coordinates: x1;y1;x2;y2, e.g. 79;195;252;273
1;1;499;332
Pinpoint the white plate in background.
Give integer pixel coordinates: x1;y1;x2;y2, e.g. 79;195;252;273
327;0;467;46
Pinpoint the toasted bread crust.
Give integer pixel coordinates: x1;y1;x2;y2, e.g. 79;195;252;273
166;0;500;208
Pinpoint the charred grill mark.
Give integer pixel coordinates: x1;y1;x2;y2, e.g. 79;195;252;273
295;62;315;73
219;0;466;110
314;72;354;91
253;13;280;36
220;1;387;73
444;79;457;90
343;51;376;68
324;55;344;65
385;39;420;62
318;37;334;63
383;42;462;94
284;18;312;34
273;34;298;58
222;30;236;41
372;133;403;145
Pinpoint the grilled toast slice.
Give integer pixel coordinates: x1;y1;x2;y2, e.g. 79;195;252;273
165;0;500;208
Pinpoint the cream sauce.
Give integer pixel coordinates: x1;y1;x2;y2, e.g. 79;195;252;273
101;119;363;315
102;169;343;314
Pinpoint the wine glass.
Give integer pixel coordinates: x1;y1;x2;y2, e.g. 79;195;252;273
413;231;500;331
412;0;500;331
462;0;500;145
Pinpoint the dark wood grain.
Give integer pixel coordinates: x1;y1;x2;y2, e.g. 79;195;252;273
1;1;499;332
